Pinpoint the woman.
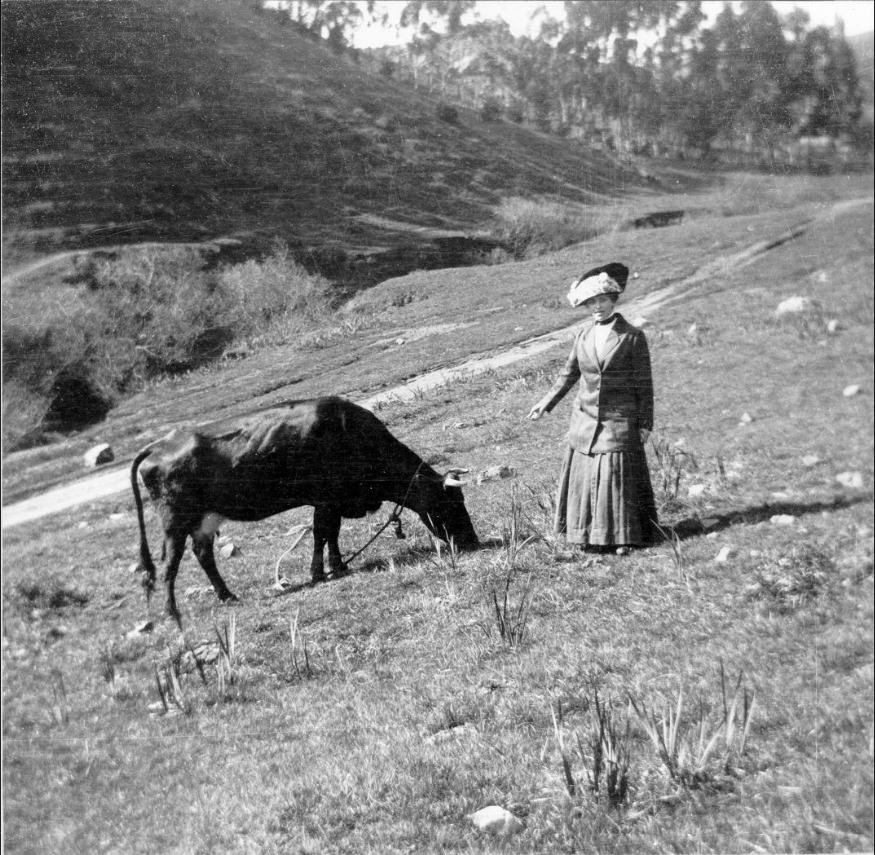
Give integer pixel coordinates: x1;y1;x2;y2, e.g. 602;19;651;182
528;262;659;554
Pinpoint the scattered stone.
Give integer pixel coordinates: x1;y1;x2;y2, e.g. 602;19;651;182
477;465;516;484
843;384;861;397
632;316;650;328
701;518;721;530
219;542;241;559
826;319;841;334
673;438;686;447
715;546;736;563
468;805;523;836
428;723;477;744
801;454;821;468
775;296;820;318
738;412;753;425
126;621;154;639
84;443;114;467
836;471;865;489
687;484;707;498
770;514;796;526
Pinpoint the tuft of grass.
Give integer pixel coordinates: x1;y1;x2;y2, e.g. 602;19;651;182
49;668;69;726
489;572;534;650
745;543;833;613
154;651;190;717
649;434;698;515
214;613;238;697
287;608;313;681
629;665;756;791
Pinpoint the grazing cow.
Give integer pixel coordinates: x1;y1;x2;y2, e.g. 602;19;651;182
131;396;479;623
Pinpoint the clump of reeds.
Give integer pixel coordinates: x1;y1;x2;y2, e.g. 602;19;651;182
629;664;756;790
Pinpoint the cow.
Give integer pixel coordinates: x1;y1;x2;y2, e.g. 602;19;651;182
131;396;479;624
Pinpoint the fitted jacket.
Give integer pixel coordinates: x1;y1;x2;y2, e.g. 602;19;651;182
543;313;654;453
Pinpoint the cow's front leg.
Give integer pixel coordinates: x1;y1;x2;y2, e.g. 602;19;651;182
191;533;238;604
312;505;345;581
163;531;188;626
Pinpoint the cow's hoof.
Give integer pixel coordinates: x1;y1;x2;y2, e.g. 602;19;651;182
219;591;239;603
310;573;327;586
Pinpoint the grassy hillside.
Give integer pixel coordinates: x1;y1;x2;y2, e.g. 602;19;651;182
2;188;872;854
1;0;652;274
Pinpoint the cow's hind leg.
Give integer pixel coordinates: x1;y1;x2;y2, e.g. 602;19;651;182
312;505;345;582
163;531;188;626
191;533;238;604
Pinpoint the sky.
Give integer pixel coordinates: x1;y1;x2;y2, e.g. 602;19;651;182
352;1;874;46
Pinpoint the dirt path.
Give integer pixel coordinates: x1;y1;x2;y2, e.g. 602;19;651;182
3;199;871;530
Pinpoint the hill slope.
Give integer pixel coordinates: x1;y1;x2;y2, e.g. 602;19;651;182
1;0;651;275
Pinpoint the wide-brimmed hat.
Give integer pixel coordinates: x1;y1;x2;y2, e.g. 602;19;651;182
566;262;629;308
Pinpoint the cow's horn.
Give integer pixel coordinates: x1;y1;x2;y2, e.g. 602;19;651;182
443;468;469;488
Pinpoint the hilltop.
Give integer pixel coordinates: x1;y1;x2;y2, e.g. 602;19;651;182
1;0;653;279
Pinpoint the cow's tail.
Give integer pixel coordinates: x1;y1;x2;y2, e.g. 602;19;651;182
130;448;157;595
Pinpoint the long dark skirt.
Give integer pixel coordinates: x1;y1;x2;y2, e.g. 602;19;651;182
554;445;660;547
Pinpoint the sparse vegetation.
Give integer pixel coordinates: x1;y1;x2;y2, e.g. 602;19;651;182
490;197;629;259
2;243;336;446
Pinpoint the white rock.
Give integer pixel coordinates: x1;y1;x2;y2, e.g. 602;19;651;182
84;443;114;467
801;454;821;468
770;514;796;526
477;465;516;484
739;412;753;424
126;620;154;638
843;384;861;397
775;296;819;317
687;484;707;498
826;319;841;334
632;316;650;328
836;471;865;489
715;546;736;563
219;542;241;559
468;805;523;836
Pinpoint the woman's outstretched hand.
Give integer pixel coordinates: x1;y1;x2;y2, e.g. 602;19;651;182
528;401;549;420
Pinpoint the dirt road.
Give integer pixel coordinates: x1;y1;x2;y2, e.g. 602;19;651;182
3;201;870;530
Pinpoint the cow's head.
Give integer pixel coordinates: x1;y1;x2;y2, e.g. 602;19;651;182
417;468;479;550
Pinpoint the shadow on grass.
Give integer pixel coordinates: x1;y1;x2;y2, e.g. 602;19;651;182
665;492;872;542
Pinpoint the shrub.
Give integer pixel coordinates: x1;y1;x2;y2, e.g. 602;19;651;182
506;105;524;124
490;197;595;260
1;242;337;445
480;97;503;123
436;102;459;124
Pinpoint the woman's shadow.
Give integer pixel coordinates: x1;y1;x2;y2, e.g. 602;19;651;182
663;492;870;542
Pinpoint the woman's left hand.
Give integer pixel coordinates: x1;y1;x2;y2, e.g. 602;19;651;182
639;428;651;445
